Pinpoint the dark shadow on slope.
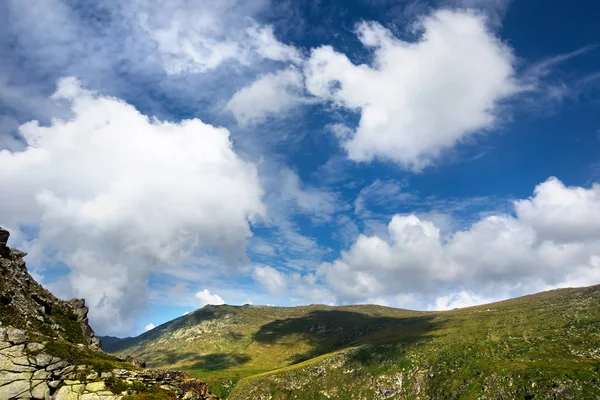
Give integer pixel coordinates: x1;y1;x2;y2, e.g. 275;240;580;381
141;348;251;371
254;310;442;364
189;353;251;371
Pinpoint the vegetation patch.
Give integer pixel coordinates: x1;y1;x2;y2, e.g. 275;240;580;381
44;340;138;372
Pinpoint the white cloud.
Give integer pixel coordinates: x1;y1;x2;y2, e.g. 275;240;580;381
431;291;493;310
279;169;341;218
354;179;415;215
227;67;305;126
246;25;303;65
319;177;600;307
253;265;288;295
144;323;155;332
515;177;600;243
195;289;225;306
135;0;299;74
304;10;520;170
0;77;264;335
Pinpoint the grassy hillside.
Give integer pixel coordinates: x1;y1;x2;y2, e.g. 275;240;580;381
105;286;600;399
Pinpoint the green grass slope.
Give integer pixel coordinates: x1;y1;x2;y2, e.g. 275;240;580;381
105;286;600;399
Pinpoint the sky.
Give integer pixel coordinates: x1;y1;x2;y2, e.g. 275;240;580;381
0;0;599;337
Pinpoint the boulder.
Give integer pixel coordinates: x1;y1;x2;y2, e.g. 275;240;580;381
0;227;10;258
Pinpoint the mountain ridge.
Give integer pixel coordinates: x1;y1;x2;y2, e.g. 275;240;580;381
102;285;600;399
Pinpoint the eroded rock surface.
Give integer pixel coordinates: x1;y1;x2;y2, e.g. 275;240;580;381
0;227;100;350
0;227;217;400
0;328;215;399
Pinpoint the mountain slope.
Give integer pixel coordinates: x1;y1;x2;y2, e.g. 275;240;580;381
104;286;600;399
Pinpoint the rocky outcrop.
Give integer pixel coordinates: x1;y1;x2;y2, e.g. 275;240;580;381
0;227;100;350
0;227;9;257
0;327;215;399
67;299;102;350
0;227;217;399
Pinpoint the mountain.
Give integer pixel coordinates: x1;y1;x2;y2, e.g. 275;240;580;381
104;287;600;399
0;227;216;400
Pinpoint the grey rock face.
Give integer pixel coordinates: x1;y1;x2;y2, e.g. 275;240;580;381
0;226;9;257
0;227;101;351
0;328;217;399
0;230;217;399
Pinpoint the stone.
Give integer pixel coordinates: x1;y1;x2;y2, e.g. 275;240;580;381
58;365;76;376
33;353;54;367
80;393;121;400
11;355;32;366
27;342;45;352
48;381;61;389
47;360;69;371
0;227;7;244
100;371;113;379
0;356;35;372
53;385;81;400
33;368;49;380
0;370;33;385
0;379;30;399
85;380;106;392
123;355;147;368
31;381;49;399
7;329;28;345
0;227;9;257
86;371;99;380
1;343;26;357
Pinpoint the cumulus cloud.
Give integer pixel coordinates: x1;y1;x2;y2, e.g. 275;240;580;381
304;10;520;170
144;323;155;332
227;67;305;126
253;265;288;295
319;177;600;307
515;177;600;243
195;289;225;306
0;77;264;335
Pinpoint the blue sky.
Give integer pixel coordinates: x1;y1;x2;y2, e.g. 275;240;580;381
1;0;599;336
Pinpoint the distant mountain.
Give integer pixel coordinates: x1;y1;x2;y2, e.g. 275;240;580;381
103;286;600;399
98;335;134;352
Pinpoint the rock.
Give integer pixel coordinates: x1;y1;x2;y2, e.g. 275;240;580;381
7;328;29;345
86;371;99;380
33;353;55;367
0;379;30;399
31;380;49;399
0;356;36;372
85;381;106;392
53;385;81;400
47;360;69;371
0;227;9;257
0;343;26;357
0;233;217;400
80;393;120;400
27;342;45;352
48;380;61;389
123;354;147;368
58;365;76;376
0;370;33;385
